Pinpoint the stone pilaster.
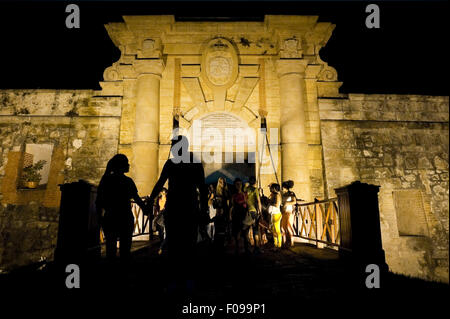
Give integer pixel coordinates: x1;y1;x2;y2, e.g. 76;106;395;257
132;59;165;195
276;59;311;200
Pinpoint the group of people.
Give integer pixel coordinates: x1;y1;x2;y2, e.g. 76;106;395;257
203;177;298;255
205;176;261;255
149;175;299;258
96;135;299;266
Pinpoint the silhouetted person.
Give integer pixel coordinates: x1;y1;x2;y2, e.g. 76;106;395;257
268;183;282;249
211;177;230;252
148;135;208;286
281;180;297;247
207;184;216;240
96;154;148;262
244;176;262;253
259;188;271;244
230;178;247;254
153;188;168;255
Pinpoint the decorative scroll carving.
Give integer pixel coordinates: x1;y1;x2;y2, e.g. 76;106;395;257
316;55;338;82
318;66;338;82
103;64;122;81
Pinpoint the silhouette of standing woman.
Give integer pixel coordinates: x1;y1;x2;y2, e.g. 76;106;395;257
96;154;147;262
148;135;208;283
230;178;247;254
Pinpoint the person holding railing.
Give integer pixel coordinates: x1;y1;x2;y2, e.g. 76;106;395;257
96;154;149;262
147;135;208;293
268;183;282;250
281;180;297;248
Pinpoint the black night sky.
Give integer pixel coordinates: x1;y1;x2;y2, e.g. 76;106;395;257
0;1;448;95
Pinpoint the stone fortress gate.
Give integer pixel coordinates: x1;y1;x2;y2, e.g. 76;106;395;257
0;16;448;282
103;15;334;201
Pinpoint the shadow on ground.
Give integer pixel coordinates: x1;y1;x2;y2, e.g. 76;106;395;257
1;240;448;317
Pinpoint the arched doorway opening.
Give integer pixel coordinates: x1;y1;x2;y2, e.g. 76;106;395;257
185;112;257;185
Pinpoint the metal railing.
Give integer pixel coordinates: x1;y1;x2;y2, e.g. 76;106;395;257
99;199;152;243
100;198;342;249
293;198;341;250
131;201;151;239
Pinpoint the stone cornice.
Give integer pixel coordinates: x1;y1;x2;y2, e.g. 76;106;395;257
308;22;336;52
103;15;338;82
105;16;173;58
104;22;135;50
265;15;320;31
105;15;336;56
122;15;175;32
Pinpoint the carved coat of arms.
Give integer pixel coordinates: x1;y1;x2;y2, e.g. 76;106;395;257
201;38;238;89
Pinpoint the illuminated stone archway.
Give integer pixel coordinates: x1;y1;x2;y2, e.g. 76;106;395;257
101;15;340;199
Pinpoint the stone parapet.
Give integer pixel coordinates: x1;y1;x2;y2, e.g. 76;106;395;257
319;94;449;122
0;90;93;116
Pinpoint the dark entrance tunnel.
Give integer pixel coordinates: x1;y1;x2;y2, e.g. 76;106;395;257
204;152;256;185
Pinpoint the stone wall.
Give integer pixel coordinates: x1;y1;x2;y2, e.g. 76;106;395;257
0;203;58;269
0;89;121;270
320;94;449;282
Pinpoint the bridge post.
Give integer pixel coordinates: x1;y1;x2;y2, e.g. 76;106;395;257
55;180;100;262
315;203;325;248
335;181;389;274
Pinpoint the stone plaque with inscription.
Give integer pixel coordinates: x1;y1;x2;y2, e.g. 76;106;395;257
393;189;429;237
